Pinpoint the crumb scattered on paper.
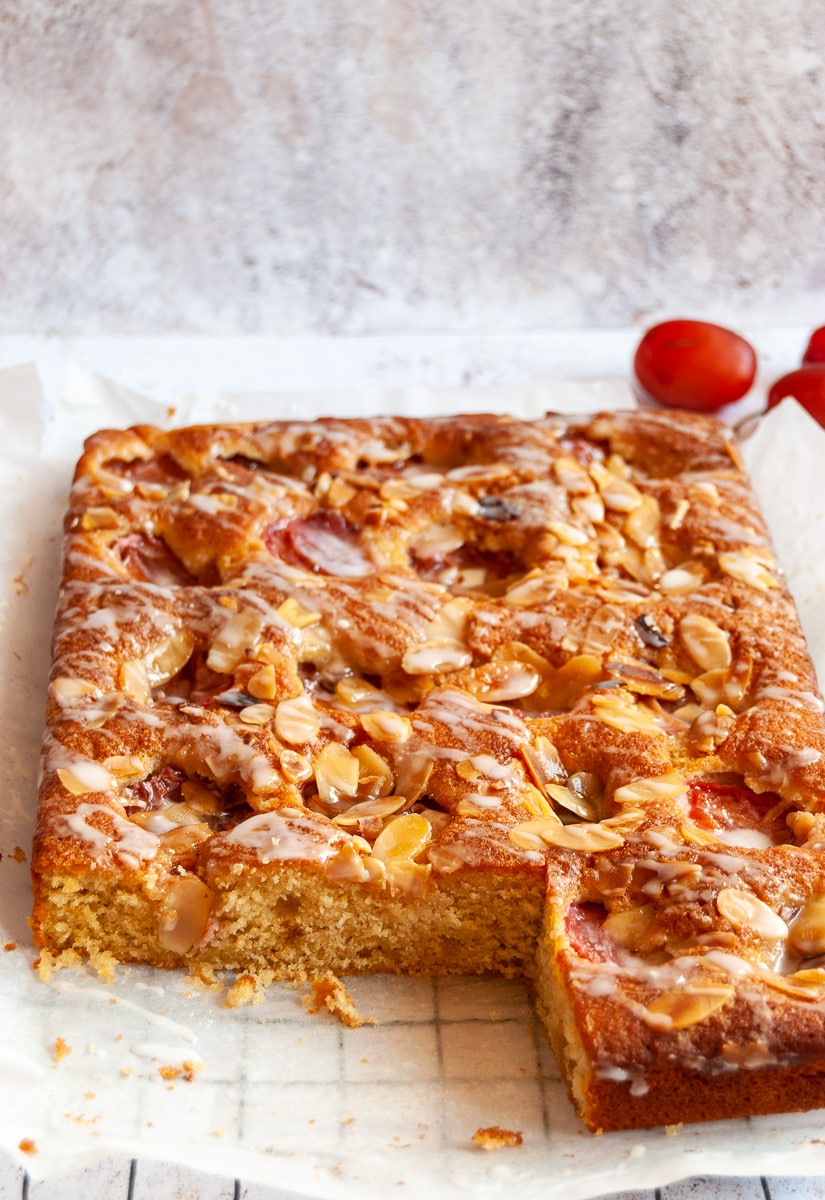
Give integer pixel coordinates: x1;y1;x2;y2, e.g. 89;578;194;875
472;1126;523;1150
303;972;374;1028
665;1123;684;1136
18;1139;37;1156
10;846;26;863
53;1037;72;1063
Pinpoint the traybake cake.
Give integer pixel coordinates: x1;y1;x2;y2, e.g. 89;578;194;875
31;409;825;1132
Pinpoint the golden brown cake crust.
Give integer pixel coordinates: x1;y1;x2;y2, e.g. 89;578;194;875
30;409;825;1132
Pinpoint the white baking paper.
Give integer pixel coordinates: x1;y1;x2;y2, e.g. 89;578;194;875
2;363;825;1200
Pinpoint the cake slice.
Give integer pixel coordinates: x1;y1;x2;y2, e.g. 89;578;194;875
31;410;825;1131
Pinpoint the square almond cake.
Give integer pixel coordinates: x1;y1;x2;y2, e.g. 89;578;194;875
30;409;825;1132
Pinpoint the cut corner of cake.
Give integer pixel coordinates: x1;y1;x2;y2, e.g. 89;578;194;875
30;408;825;1133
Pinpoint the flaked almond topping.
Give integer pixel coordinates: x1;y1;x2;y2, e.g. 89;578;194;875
541;654;603;711
51;676;100;702
411;522;465;561
81;505;122;530
119;659;151;705
238;703;275;727
279;749;313;783
247;664;278;700
402;638;472;676
314;742;360;802
332;793;410;827
553;456;594;494
56;763;115;796
605;662;684;701
158;823;211;855
679;613;732;672
520;785;557;819
360;710;412;742
335;676;383;706
521;735;566;794
761;967;825;999
539;820;625;852
509;817;622;852
277;597;322;629
613;771;687;808
598;475;644;514
352;744;394;798
788;895;825;958
591;692;664;735
102;755;147;781
547;520;589;547
718;549;777;591
180;779;222;815
680;820;720;847
158;802;206;827
425;596;473;643
602;905;655;948
157;876;215;955
658;561;708;595
384;858;432;898
571;492;605;523
624;495;661;549
324;841;370;883
274;694;321;744
504;568;567;607
371;812;432;863
207;610;264;673
642;986;734;1031
668;498;691;530
461;660;541;703
507;814;563;850
716;888;788;939
544;782;598;822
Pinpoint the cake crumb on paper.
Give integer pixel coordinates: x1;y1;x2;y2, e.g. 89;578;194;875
53;1036;72;1063
302;972;374;1028
665;1123;684;1136
472;1125;523;1150
18;1139;36;1156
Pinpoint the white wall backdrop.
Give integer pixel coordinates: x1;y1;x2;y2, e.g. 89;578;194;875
1;0;823;335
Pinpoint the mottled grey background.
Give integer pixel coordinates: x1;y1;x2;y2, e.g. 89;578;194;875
1;0;823;335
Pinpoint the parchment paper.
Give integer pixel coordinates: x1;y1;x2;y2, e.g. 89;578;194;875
2;362;824;1199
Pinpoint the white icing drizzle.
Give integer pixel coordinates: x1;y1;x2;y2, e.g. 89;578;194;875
223;808;344;864
57;802;159;866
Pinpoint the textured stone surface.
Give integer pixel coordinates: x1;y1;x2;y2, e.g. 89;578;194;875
0;0;823;334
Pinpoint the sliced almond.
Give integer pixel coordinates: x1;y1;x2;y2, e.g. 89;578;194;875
679;613;732;672
507;815;562;851
548;520;590;547
324;840;370;883
760;967;825;1000
56;762;114;796
247;664;278;700
544;782;598;822
276;597;322;629
658;561;708;595
716;888;788;939
613;771;686;808
540;654;602;710
521;736;566;794
553;456;594;494
537;821;625;852
788;895;825;958
371;812;433;863
402;638;472;675
460;659;541;703
51;677;99;702
718;550;777;591
207;610;264;672
279;749;313;783
352;744;394;798
624;495;661;549
572;492;605;524
119;658;151;705
590;692;664;735
157;875;215;955
335;676;384;706
509;817;622;852
602;905;655;949
314;742;360;802
238;703;274;727
599;476;644;514
332;794;409;827
274;694;320;744
360;710;412;743
145;631;195;687
643;986;734;1031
